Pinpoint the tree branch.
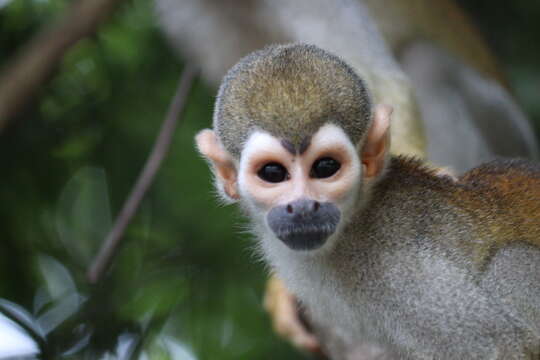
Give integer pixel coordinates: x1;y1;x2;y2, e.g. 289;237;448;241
0;0;125;130
87;64;198;284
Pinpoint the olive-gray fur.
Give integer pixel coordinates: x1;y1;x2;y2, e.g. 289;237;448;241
213;44;372;158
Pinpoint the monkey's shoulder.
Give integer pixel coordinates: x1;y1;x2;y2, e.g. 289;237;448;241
458;158;540;189
455;158;540;250
385;156;540;204
384;156;456;190
456;158;540;210
384;157;539;251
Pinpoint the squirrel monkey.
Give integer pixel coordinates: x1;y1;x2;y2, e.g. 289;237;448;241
156;0;539;352
196;44;540;359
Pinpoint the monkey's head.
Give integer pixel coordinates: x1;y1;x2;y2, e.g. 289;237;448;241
196;44;392;251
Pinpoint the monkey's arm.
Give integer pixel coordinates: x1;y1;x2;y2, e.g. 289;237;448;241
263;274;321;353
480;243;540;338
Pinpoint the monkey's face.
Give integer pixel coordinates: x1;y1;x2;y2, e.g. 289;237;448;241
237;124;362;251
197;104;390;252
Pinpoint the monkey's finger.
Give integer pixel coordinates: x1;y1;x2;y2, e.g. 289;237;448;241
288;324;321;354
264;275;321;353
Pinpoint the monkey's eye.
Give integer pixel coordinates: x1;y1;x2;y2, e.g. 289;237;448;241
311;157;341;179
258;162;289;183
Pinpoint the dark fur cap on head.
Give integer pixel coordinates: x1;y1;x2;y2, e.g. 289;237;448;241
213;43;373;158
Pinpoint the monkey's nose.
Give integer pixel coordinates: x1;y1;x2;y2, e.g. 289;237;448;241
285;199;321;216
266;198;341;251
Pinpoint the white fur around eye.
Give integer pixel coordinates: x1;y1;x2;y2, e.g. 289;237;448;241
311;123;359;152
238;131;286;184
239;132;285;168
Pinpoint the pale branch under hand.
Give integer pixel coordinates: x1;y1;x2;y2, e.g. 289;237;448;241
0;0;124;130
87;64;198;284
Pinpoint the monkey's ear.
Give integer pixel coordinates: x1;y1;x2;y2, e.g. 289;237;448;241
361;104;393;178
195;129;240;201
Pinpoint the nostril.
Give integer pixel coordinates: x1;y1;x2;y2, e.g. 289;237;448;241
313;201;320;212
286;204;293;214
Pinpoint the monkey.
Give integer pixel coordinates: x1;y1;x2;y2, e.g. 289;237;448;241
155;0;540;351
195;43;540;359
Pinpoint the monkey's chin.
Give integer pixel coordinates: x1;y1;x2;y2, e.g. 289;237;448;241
273;226;337;251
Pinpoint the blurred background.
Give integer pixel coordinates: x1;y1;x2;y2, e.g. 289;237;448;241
0;0;538;359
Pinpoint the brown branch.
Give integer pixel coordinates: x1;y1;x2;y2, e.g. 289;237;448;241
0;0;125;130
87;64;198;284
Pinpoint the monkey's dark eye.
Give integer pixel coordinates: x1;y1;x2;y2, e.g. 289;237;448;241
258;163;288;183
311;157;341;179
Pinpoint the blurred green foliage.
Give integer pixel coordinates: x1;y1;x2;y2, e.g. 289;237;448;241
0;0;538;359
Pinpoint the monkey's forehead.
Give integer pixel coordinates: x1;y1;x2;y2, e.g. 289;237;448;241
214;44;372;157
216;89;367;158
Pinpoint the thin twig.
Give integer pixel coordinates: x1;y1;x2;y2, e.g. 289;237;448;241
87;65;198;284
0;0;125;130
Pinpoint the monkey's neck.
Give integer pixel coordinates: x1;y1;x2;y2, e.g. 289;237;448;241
350;156;457;236
341;155;461;256
373;156;455;195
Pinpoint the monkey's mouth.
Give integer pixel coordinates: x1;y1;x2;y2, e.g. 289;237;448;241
272;224;339;250
266;200;341;251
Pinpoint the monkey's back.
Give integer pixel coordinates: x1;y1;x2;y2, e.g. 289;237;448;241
365;156;540;262
453;158;540;265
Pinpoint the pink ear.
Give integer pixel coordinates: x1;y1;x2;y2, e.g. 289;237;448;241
195;129;239;200
361;104;392;178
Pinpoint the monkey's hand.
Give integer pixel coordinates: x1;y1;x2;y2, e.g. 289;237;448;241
264;275;321;353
